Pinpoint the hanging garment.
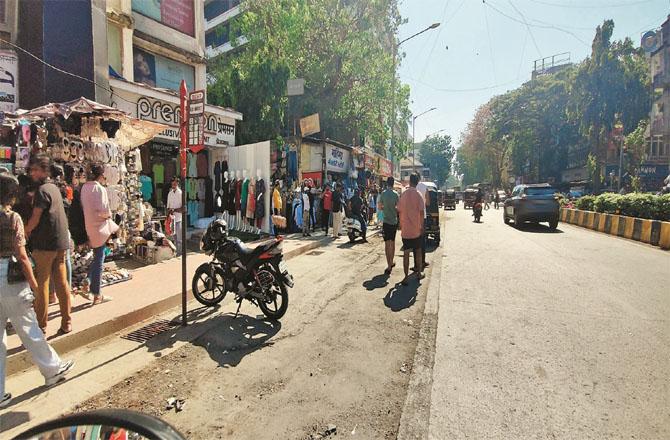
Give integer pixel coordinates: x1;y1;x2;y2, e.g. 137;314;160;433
234;179;242;212
255;178;266;219
197;178;206;201
198;200;205;218
187;152;198;177
204;177;214;217
246;179;256;219
139;174;153;201
221;178;230;211
241;178;249;216
214;161;222;192
164;160;176;185
292;197;302;229
196;152;208;177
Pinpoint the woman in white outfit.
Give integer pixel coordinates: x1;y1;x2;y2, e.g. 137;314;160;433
0;174;74;408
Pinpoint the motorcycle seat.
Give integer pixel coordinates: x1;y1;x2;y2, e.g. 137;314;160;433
234;239;275;260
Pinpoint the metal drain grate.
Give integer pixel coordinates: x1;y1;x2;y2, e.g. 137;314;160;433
307;250;324;256
121;319;176;343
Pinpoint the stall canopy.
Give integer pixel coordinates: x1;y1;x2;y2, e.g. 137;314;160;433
16;97;167;150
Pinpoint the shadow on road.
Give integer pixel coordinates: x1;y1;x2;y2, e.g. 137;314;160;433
383;281;419;312
190;314;281;368
0;410;30;435
363;273;390;291
513;223;564;234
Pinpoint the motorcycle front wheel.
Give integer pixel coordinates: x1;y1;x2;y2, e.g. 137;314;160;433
192;263;227;306
257;264;289;320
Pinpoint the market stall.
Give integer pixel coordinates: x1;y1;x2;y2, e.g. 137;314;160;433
0;97;170;290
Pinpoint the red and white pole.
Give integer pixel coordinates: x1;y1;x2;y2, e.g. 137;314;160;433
179;80;188;326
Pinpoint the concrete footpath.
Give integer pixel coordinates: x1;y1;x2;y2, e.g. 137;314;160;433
5;232;332;377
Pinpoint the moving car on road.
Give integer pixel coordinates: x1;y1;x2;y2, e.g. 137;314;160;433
503;183;560;230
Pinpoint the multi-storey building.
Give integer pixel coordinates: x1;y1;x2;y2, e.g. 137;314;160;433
204;0;246;58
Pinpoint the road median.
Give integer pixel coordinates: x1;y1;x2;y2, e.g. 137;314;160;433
560;208;670;249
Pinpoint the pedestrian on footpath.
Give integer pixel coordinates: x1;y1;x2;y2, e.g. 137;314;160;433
331;183;345;239
378;176;399;275
0;174;74;408
398;173;425;285
415;176;430;271
80;163;118;305
301;184;311;237
321;184;332;235
23;155;72;335
167;178;184;256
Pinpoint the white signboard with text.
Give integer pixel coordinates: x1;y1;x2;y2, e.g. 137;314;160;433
0;50;19;113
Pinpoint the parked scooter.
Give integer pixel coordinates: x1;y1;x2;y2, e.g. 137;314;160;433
346;217;365;243
192;219;294;320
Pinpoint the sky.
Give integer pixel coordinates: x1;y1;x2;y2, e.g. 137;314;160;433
397;0;669;146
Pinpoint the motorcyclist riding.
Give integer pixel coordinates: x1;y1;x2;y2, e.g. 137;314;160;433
348;189;367;242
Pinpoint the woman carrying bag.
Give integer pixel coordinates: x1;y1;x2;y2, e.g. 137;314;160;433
80;163;118;305
0;174;74;408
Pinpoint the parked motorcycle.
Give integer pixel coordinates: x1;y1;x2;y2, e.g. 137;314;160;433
192;219;294;320
346;216;364;243
473;202;483;223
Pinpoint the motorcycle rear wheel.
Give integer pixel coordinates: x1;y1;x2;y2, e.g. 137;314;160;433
192;263;227;306
257;264;289;320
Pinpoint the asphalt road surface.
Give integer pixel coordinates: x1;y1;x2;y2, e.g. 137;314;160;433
429;205;670;439
76;230;438;439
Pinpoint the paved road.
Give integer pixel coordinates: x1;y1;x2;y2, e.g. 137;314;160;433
72;231;437;440
428;206;670;439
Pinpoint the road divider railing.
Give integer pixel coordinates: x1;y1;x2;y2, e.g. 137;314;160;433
560;208;670;250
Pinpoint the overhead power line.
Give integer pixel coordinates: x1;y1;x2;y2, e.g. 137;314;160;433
507;0;543;58
529;0;654;8
0;36;136;106
402;74;524;93
482;0;590;46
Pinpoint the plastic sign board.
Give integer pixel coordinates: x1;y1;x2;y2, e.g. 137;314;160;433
287;78;305;96
188;90;205;153
300;113;320;136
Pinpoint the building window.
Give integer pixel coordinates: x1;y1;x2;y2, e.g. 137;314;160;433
107;24;123;77
205;23;231;48
0;0;6;24
205;0;241;21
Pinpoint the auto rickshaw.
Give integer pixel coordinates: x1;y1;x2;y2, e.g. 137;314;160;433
463;188;478;209
437;190;444;207
424;184;441;245
444;188;456;210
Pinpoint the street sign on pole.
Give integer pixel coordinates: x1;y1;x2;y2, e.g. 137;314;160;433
287;78;305;96
300;113;320;137
179;80;188;327
188;89;205;153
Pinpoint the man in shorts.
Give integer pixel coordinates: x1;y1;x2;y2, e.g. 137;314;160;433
378;176;399;275
397;173;425;285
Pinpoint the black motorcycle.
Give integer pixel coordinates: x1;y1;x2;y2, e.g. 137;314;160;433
192;220;294;320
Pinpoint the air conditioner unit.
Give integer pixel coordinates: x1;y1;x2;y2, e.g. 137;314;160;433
641;29;662;54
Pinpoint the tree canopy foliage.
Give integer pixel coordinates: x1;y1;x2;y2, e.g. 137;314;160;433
456;20;650;189
207;0;412;157
418;134;455;185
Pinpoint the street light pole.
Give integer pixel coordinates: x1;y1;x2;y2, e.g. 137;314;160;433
390;22;440;158
412;107;437;171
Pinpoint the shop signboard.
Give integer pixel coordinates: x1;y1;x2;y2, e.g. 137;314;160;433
326;144;349;173
133;46;195;91
380;158;394;177
364;154;379;172
300;113;320;137
132;0;194;36
133;96;236;147
188;90;205;153
0;50;18;113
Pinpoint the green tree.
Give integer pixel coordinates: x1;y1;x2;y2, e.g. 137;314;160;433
569;19;650;191
419;134;455;185
207;0;411;157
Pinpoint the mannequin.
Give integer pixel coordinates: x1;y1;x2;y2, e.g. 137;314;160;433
221;170;230;225
235;170;242;230
246;173;256;232
255;168;266;232
240;169;249;232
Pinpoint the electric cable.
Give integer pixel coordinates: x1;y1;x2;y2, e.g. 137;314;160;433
402;73;525;92
507;0;543;57
418;0;451;81
483;3;498;83
528;0;654;8
0;36;140;106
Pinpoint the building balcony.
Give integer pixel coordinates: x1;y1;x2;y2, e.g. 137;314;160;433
206;35;248;58
205;4;241;31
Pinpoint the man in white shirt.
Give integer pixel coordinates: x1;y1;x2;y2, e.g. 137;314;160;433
301;185;311;237
415;176;430;270
166;178;184;256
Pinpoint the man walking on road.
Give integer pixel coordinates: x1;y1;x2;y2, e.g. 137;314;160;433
24;154;72;334
166;178;184;256
378;176;399;275
415;176;429;271
331;183;344;239
398;173;425;285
